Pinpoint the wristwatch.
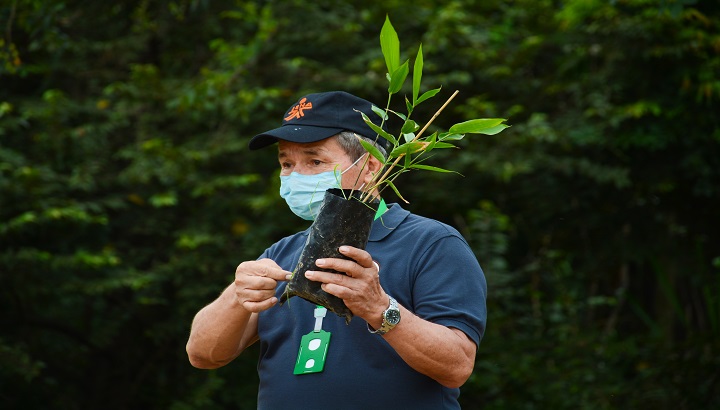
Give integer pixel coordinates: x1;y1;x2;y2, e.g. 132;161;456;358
368;295;401;335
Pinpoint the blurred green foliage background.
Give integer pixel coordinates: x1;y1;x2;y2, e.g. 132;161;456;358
1;0;718;408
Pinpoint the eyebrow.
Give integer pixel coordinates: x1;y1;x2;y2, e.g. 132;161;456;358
278;147;328;159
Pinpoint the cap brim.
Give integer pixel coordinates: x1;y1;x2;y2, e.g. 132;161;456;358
249;125;344;150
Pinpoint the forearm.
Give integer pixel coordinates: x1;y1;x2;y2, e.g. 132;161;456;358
186;284;256;369
378;306;477;389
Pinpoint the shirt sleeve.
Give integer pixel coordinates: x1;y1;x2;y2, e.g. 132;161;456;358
410;233;488;347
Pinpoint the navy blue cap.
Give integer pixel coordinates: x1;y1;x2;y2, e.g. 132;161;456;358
249;91;390;152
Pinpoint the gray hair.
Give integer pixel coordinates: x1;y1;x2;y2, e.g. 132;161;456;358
335;131;387;161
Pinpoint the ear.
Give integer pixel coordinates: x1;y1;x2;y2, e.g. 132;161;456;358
362;154;384;185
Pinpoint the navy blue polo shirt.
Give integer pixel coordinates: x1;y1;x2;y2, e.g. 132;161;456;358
255;204;487;409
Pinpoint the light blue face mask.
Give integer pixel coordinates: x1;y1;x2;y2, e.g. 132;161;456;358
279;154;366;220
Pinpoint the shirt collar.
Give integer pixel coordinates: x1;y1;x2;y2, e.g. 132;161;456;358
369;203;409;242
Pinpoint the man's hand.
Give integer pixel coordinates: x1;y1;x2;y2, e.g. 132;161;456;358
235;259;291;313
304;245;387;326
187;259;287;368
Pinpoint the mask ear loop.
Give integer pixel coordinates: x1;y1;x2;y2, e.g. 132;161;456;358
340;152;367;175
339;153;368;192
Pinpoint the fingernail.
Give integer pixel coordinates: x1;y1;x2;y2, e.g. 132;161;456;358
285;274;292;280
339;246;349;253
305;271;314;278
316;259;326;266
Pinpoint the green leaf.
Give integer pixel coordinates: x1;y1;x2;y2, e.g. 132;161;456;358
358;110;398;145
388;109;406;121
388;60;409;94
357;136;387;164
475;124;510;135
439;132;465;141
422;133;455;151
384;179;409;203
413;44;423;104
425;132;438;150
429;142;456;149
390;141;425;158
449;118;507;134
409;164;459;174
416;87;441;105
401;119;419;134
380;15;400;74
371;105;389;121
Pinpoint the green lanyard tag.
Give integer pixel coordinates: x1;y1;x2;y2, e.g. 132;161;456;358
293;329;331;375
294;306;331;375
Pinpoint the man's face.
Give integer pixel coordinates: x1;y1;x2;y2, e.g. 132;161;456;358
277;137;366;190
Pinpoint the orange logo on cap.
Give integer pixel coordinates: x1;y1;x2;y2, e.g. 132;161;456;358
284;98;313;121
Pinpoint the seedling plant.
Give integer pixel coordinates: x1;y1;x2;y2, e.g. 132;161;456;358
354;16;510;206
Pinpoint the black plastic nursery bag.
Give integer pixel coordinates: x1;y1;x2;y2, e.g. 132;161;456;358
280;188;379;323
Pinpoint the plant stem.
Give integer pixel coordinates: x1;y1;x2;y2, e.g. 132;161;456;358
413;90;459;142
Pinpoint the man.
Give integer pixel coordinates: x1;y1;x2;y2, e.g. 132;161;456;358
186;91;487;409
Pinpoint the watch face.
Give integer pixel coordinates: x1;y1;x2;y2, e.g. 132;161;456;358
385;309;401;325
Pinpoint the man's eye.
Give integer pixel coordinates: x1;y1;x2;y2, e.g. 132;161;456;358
312;160;322;166
281;162;292;169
